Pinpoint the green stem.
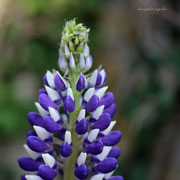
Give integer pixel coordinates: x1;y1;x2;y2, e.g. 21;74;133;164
64;71;81;180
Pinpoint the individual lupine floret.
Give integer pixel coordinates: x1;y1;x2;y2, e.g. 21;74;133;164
18;19;123;180
88;69;107;88
58;54;68;72
18;157;41;171
26;136;49;153
76;73;87;92
75;109;88;135
38;165;57;180
38;153;57;180
60;131;72;157
79;54;93;72
63;87;75;113
54;71;69;91
74;152;89;179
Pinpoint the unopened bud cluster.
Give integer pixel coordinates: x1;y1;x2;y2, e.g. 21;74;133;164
18;19;124;180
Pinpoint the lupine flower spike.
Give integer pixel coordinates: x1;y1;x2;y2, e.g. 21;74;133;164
18;19;124;180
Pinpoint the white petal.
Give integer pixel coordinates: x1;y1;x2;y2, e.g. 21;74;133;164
92;105;104;120
35;102;48;117
45;86;60;101
67;87;74;100
42;153;56;168
46;70;55;88
83;44;90;58
84;87;95;102
61;89;67;98
85;56;93;70
77;152;87;166
59;55;68;70
101;121;116;135
100;69;106;85
52;69;57;75
33;126;51;141
84;76;88;88
90;173;104;180
24;144;40;160
48;107;60;122
88;70;98;87
65;131;72;145
61;113;68;123
25;175;43;180
94;86;108;99
88;129;99;142
64;43;70;58
82;132;88;139
104;169;116;179
79;96;83;106
104;172;114;179
70;53;76;70
77;109;86;122
96;146;112;161
79;54;86;70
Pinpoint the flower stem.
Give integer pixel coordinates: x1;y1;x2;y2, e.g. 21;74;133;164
64;72;81;180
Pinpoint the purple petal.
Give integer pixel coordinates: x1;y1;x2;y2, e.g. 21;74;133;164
39;88;47;95
27;130;37;137
101;131;122;146
107;147;121;159
91;156;100;163
76;74;86;92
95;158;117;173
86;140;103;155
18;157;40;171
21;174;26;180
43;116;60;133
54;72;67;91
96;72;102;87
28;112;44;127
98;92;114;108
43;74;49;86
63;96;75;113
58;168;64;175
108;176;124;180
104;103;116;118
39;94;58;111
74;165;89;179
75;119;88;135
38;165;57;180
92;113;111;131
27;136;49;153
60;142;72;157
85;95;99;112
58;127;66;141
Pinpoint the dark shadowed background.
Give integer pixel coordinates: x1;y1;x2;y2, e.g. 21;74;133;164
0;0;180;180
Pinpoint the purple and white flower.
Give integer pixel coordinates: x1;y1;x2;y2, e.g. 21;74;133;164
18;19;123;180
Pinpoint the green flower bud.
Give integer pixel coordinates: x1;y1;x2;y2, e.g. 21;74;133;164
69;40;75;51
60;19;89;54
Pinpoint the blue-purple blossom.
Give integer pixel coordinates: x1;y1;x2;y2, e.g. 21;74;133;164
18;19;123;180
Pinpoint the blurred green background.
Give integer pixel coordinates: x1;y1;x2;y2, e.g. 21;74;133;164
0;0;180;180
